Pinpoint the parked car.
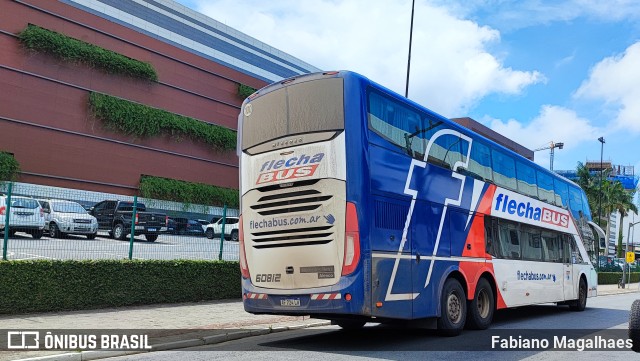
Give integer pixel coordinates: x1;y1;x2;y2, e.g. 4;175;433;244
205;216;239;241
196;219;209;232
165;217;177;234
167;217;188;235
0;195;45;239
40;199;98;239
185;219;205;236
89;200;167;242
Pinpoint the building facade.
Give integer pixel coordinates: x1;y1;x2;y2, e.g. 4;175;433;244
0;0;319;196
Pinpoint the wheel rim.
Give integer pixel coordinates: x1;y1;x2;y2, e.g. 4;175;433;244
447;292;462;324
477;288;490;319
115;226;121;238
51;224;57;237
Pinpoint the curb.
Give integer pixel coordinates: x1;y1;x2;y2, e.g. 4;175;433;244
15;320;332;361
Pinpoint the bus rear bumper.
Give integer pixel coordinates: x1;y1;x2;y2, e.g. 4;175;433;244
241;275;368;316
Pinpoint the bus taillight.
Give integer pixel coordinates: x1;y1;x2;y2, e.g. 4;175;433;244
342;202;360;276
238;215;250;279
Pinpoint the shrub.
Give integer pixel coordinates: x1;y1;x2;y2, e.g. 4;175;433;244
0;152;20;182
18;24;157;81
598;272;640;285
0;260;240;314
237;84;257;99
89;92;236;151
140;175;239;208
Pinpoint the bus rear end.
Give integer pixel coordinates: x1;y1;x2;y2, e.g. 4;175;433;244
238;72;366;319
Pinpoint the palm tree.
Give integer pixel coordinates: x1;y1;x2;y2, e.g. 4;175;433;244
575;161;610;221
601;180;638;257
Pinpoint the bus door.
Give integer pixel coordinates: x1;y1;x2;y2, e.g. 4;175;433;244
562;234;575;301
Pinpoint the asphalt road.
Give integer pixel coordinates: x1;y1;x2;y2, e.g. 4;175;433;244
106;292;639;360
0;231;239;261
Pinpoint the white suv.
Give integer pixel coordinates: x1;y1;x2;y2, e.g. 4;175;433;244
40;199;98;239
0;195;45;239
205;216;239;241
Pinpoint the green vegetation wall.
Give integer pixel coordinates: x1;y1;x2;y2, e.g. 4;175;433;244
0;152;20;181
18;24;157;81
89;93;236;151
140;176;239;208
0;260;241;314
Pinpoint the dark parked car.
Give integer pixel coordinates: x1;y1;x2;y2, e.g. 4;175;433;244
185;219;205;236
166;218;177;234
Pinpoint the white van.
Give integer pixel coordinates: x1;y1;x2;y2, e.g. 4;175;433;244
0;195;45;238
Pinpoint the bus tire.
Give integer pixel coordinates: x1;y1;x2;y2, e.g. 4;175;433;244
629;299;640;352
437;278;466;336
466;278;494;330
569;278;587;312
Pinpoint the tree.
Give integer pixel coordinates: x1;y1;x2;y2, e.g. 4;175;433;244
575;161;609;222
600;179;638;258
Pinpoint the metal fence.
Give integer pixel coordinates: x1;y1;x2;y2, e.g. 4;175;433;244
0;181;239;261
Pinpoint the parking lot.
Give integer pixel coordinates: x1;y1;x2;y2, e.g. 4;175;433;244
0;231;239;261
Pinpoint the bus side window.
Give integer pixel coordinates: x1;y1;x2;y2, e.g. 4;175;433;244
561;235;572;264
570;236;584;264
484;216;500;257
536;170;555;204
468;141;493;182
498;221;520;259
368;90;425;159
521;225;542;261
516;161;538;199
429;133;465;170
541;230;561;262
491;149;517;191
554;178;570;208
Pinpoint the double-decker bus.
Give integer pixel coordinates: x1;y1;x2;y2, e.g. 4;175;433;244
237;71;604;335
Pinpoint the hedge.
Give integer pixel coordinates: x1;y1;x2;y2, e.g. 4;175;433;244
598;272;640;285
140;175;239;208
0;151;20;182
89;92;237;151
0;260;240;314
18;24;157;81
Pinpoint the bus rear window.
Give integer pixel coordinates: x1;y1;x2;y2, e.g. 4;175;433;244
241;78;344;151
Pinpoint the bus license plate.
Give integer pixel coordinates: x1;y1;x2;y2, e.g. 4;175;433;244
280;299;300;307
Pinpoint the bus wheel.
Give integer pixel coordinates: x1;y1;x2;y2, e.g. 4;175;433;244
466;278;494;330
334;320;366;330
437;278;466;336
569;278;587;312
629;299;640;352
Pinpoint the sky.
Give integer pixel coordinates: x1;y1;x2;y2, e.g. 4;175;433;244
175;0;640;178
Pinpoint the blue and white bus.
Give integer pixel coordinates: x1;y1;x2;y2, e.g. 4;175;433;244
237;71;604;335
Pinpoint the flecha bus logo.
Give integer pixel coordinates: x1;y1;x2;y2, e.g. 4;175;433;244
494;193;569;228
256;153;324;185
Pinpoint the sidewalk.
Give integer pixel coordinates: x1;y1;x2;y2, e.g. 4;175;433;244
1;283;638;361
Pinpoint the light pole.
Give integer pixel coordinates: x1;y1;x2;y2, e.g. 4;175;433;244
405;0;416;98
622;220;640;288
533;141;564;171
597;136;605;267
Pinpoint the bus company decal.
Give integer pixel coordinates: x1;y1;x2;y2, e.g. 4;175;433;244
256;153;324;184
491;189;571;230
